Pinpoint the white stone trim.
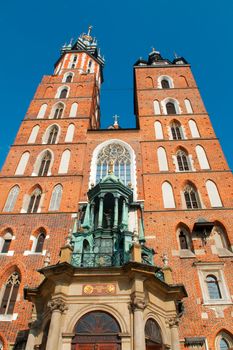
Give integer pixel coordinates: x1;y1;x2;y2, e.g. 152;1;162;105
62;72;74;83
89;139;138;200
55;85;70;99
157;75;174;89
161;97;181;115
42;124;61;145
31;148;54;176
197;263;232;305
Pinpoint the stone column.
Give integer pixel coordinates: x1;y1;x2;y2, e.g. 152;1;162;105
90;203;95;229
45;298;68;350
121;200;129;229
131;296;146;350
25;320;40;350
98;197;104;228
166;317;180;350
113;197;119;228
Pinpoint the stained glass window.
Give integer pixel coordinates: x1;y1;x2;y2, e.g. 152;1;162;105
184;185;200;209
96;143;131;186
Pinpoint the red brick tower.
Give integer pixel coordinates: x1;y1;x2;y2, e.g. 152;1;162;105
134;49;233;349
0;27;105;348
0;29;232;350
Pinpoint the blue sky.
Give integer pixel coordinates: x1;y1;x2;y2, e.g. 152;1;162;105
0;0;232;169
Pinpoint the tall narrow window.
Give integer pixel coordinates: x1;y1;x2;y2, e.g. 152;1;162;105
153;100;161;115
38;151;52;176
206;180;222;207
15;152;30;175
3;186;20;212
47;126;59;144
35;231;46;253
188;119;200;138
49;184;63;211
65;124;75;142
184;185;200;209
157;147;169;171
176;150;190;171
65;74;73;83
154;121;163;139
0;272;20;315
28;125;40;144
58;150;71;174
27;188;42;213
195;145;210;169
59;88;68;99
162;181;176;208
179;230;189;249
53;103;64;119
37;104;47;119
184;98;193;113
0;231;13;253
206;275;222;299
170;122;183;140
166;102;176;114
69;102;78;118
161;79;170;88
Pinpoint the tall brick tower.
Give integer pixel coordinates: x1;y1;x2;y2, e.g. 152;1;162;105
0;27;105;348
0;29;232;350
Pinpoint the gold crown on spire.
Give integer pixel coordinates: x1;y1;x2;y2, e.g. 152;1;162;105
82;25;93;43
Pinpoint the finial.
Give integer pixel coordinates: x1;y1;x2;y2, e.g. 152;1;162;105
108;160;114;175
113;114;119;126
44;252;51;267
65;229;72;246
151;46;156;52
87;25;93;36
174;52;178;59
162;253;169;267
69;38;74;46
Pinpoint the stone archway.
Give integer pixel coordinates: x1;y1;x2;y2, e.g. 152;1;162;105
145;318;165;350
72;311;121;350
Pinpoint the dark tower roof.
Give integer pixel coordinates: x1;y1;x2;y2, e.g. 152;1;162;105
134;48;188;67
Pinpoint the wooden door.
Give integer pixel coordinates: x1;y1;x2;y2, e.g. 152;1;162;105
97;345;118;350
76;345;95;350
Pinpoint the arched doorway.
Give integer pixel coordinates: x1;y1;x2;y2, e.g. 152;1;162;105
72;311;121;350
145;318;164;350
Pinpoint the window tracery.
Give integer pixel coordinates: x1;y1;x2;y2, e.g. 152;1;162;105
96;143;131;186
0;272;20;315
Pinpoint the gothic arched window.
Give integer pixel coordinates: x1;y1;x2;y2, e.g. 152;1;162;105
49;184;63;211
0;230;13;254
3;186;20;212
176;150;190;171
183;185;200;209
220;338;230;349
96;143;131;186
166;102;176;114
53;103;64;119
161;79;170;88
47;126;59;144
65;74;73;83
59;88;68;99
27;188;42;213
38;151;52;176
0;272;20;315
206;274;222;299
170;122;183;140
35;230;46;253
179;230;188;249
